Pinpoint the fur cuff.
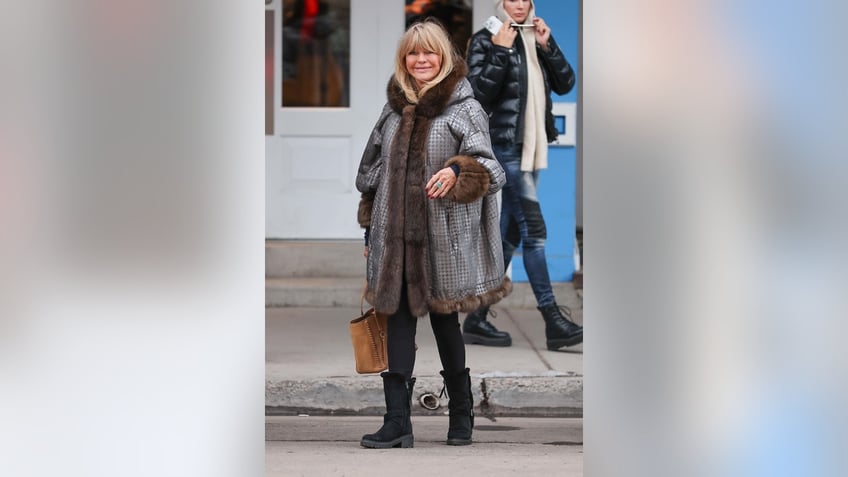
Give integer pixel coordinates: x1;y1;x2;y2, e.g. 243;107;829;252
444;155;490;204
357;191;375;227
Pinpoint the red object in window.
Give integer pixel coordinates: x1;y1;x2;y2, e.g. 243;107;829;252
300;0;319;39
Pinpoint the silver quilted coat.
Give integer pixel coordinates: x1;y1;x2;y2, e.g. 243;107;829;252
356;68;511;317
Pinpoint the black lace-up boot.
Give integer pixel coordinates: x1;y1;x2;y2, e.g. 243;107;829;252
440;368;474;446
538;303;583;350
461;308;512;347
360;372;415;448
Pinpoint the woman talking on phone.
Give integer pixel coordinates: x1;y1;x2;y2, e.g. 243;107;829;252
464;0;583;350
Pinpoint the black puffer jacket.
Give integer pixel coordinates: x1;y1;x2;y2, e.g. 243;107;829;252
466;29;576;146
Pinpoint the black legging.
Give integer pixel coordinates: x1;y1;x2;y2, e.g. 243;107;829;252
387;285;466;380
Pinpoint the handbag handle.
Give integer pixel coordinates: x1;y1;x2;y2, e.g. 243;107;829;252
360;282;386;334
360;285;414;351
360;280;369;316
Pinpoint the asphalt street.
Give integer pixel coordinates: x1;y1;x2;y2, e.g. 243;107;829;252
266;416;583;476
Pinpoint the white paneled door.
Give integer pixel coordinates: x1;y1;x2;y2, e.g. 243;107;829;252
266;0;493;239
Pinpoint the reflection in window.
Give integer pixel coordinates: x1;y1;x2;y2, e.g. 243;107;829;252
282;0;350;107
405;0;473;58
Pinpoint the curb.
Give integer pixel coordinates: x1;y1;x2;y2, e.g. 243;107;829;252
266;373;583;418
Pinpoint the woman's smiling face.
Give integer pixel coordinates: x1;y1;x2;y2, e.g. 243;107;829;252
406;48;442;88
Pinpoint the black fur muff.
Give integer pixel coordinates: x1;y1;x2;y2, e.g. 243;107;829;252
440;368;474;446
360;372;415;449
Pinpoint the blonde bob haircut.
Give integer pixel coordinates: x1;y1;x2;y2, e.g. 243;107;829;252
393;19;459;104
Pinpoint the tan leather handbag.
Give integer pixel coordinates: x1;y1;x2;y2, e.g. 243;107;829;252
349;299;388;374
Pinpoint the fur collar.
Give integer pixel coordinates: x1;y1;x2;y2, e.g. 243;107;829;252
387;61;468;118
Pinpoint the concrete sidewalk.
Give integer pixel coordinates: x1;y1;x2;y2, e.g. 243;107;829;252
266;298;583;417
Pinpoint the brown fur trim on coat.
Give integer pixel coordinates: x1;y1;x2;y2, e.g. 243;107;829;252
445;155;490;204
357;191;375;227
373;105;419;316
401;108;432;317
387;61;467;117
428;277;513;314
372;104;436;318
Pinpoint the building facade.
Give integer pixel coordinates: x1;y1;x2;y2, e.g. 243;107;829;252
265;0;580;279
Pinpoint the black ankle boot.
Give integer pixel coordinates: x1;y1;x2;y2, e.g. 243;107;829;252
360;372;415;448
538;303;583;350
462;308;512;347
440;368;474;446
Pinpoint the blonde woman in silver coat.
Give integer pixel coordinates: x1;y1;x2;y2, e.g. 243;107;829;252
355;19;511;449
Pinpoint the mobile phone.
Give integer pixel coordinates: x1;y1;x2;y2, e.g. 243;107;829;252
484;16;503;35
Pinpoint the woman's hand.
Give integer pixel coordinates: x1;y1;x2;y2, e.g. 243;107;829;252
492;17;518;48
533;17;551;51
426;167;457;199
363;247;368;258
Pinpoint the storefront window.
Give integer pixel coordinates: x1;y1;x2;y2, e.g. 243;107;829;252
282;0;350;107
405;0;473;57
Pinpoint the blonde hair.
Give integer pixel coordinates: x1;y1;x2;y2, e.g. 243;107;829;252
393;19;458;104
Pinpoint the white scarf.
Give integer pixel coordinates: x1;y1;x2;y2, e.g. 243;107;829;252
496;0;548;171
